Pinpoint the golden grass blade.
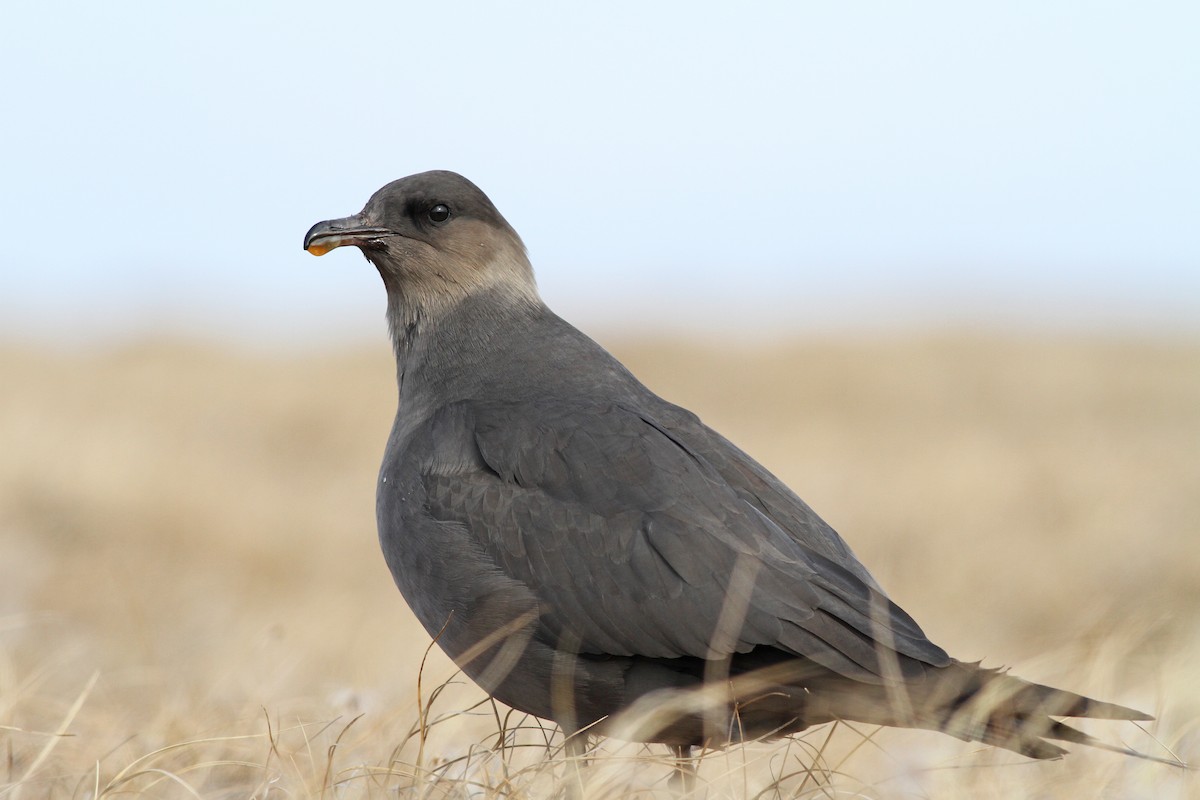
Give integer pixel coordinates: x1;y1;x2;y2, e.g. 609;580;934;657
9;670;97;800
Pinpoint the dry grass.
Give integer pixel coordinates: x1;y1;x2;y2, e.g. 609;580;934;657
1;332;1197;798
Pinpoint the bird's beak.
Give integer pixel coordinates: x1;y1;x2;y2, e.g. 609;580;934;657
303;215;392;256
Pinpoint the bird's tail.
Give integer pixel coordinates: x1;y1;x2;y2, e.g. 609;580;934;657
914;660;1163;762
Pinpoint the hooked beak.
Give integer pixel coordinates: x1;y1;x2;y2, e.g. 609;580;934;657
303;214;392;256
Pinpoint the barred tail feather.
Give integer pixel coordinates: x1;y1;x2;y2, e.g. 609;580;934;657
930;661;1172;763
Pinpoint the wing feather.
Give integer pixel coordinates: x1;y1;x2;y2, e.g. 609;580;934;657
415;399;949;682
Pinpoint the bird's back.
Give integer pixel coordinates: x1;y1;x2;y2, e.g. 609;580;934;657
386;290;884;595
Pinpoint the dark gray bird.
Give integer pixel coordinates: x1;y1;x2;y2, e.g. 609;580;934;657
304;171;1151;763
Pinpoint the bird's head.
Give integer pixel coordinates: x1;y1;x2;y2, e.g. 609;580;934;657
304;171;537;318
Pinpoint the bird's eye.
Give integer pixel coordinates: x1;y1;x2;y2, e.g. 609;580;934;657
428;204;451;224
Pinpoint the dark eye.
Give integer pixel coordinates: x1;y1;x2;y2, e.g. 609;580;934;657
428;204;451;224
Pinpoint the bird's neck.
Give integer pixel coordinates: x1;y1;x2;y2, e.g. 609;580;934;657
386;291;425;362
382;251;539;360
385;281;544;397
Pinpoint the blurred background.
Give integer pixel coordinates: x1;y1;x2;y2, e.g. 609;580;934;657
1;2;1197;797
3;1;1198;343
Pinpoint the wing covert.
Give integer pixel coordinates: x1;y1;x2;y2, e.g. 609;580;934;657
409;399;949;682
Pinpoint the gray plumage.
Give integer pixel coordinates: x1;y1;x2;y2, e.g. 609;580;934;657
304;171;1151;759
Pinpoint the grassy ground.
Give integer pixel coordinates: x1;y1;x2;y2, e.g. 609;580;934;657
1;332;1197;798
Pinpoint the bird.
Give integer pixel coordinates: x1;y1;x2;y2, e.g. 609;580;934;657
303;170;1153;770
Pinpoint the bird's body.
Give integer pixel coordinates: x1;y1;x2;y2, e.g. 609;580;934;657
305;171;1151;760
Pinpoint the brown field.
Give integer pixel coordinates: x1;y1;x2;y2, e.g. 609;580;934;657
1;332;1197;798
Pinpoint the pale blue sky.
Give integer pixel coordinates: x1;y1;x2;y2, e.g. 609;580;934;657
3;1;1197;345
